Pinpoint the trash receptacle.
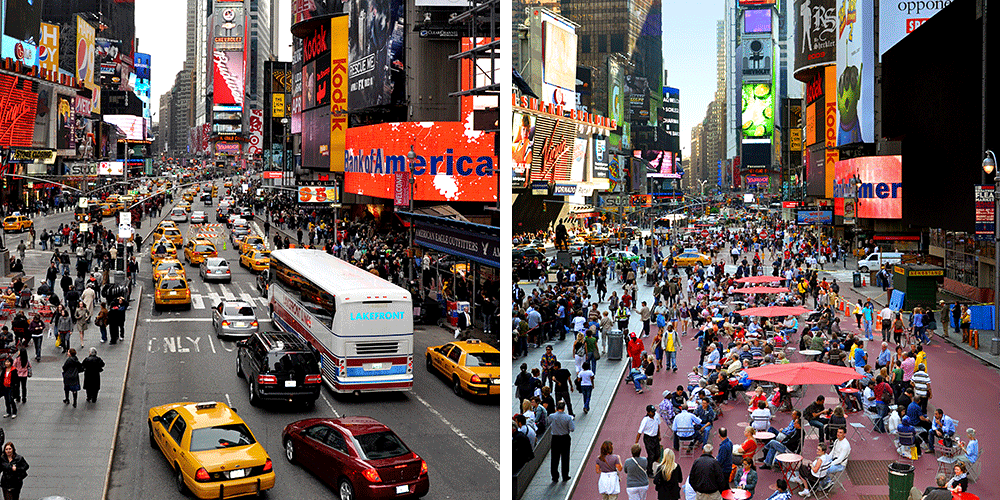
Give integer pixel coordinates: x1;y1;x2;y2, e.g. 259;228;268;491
853;271;862;288
607;329;624;361
992;337;1000;356
887;462;914;500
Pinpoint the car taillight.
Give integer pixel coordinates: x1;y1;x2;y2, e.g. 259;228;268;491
225;269;231;273
304;374;322;384
258;374;277;384
221;321;230;327
361;468;382;483
470;374;482;384
184;289;190;297
262;458;273;472
195;468;210;481
251;321;258;327
419;460;428;476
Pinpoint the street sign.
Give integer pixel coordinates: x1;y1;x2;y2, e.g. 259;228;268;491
975;184;995;240
79;222;89;232
120;212;132;226
119;223;133;239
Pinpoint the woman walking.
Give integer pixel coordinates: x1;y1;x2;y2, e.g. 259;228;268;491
1;359;17;419
652;449;683;500
55;306;72;354
81;347;105;403
11;349;29;404
623;444;649;500
28;315;44;362
62;348;82;408
95;303;109;343
0;442;29;500
595;440;623;500
75;302;91;348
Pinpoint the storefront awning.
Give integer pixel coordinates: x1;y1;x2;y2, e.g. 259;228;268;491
406;212;499;268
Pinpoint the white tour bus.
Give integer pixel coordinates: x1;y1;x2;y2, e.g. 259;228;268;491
266;249;414;394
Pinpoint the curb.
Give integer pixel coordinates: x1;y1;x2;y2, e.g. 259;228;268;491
563;360;630;500
102;282;143;500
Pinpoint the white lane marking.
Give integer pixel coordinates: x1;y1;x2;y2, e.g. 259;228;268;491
225;393;232;407
221;285;236;300
191;294;205;309
206;291;222;306
208;335;217;354
145;318;213;322
29;377;63;382
411;393;499;471
203;283;214;294
239;292;255;306
220;339;234;352
320;393;340;418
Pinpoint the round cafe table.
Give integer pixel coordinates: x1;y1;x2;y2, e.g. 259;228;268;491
839;387;860;412
753;431;775;461
775;453;802;486
799;349;822;356
722;489;752;500
952;493;979;500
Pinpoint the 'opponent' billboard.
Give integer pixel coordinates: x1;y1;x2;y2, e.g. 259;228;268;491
879;0;950;56
344;122;497;202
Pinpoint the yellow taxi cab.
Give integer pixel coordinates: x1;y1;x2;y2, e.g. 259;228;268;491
157;220;178;230
224;181;233;189
153;259;186;282
239;248;270;272
179;202;193;213
150;239;179;264
148;401;275;498
673;251;713;267
584;233;610;246
2;215;32;232
184;239;218;266
100;202;118;216
152;225;184;247
153;273;191;310
237;235;265;255
425;339;500;397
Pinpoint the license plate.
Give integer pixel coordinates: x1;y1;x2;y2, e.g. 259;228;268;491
284;380;296;387
367;363;387;371
396;485;409;495
169;291;177;296
229;468;247;479
234;322;245;327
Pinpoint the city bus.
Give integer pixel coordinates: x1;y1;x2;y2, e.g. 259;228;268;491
266;249;414;394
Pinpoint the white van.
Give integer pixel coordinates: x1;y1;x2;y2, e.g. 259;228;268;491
857;252;904;272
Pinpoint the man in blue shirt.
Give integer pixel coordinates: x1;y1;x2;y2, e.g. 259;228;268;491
716;427;734;475
853;343;867;375
875;341;892;370
764;478;792;500
671;403;702;452
929;408;957;454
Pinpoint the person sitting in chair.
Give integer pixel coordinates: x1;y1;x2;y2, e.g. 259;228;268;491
790;443;831;497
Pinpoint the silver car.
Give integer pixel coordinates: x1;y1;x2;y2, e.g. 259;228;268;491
212;300;258;337
191;210;207;224
200;257;232;282
230;219;250;242
169;207;188;222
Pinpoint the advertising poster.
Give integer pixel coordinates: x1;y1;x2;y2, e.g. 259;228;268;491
608;155;624;192
330;15;348;173
512;112;534;187
525;115;575;186
76;15;95;87
247;109;263;156
314;53;331;107
344;121;497;202
794;0;836;72
833;155;902;219
744;8;772;33
607;57;624;126
302;106;330;169
134;52;151;80
214;51;245;105
302;61;316;109
636;150;679;178
96;38;131;88
975;185;995;240
836;0;874;145
1;0;41;66
38;22;59;73
292;0;336;27
741;35;772;81
347;0;405;110
741;83;774;141
593;137;609;179
105;115;144;141
56;94;73;151
214;5;245;50
797;210;833;224
541;12;577;102
0;73;38;147
879;1;948;56
572;137;588;181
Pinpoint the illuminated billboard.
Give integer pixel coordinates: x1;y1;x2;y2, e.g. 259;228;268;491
344;122;497;202
744;8;772;33
833;155;902;219
38;22;59;73
105;115;145;141
879;1;949;56
0;74;37;147
741;35;773;81
797;210;833;225
541;11;577;111
512;112;535;186
1;0;41;65
213;50;245;105
793;0;836;73
836;0;874;145
98;161;124;176
635;150;680;178
739;0;776;5
607;57;625;126
741;83;774;141
347;0;405;110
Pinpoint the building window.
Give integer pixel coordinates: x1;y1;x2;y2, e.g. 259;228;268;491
598;34;607;53
582;35;590;53
610;34;625;53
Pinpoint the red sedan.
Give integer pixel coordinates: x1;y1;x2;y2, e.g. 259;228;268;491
282;417;429;500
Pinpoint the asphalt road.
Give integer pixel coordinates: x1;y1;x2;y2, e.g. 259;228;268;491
99;193;499;499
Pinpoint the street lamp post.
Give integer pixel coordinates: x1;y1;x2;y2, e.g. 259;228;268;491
407;145;417;285
984;150;999;344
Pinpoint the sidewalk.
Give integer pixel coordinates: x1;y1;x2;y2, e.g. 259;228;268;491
5;249;143;500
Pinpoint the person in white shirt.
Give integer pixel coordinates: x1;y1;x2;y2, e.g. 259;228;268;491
636;404;663;476
750;400;777;434
824;427;851;484
879;306;894;342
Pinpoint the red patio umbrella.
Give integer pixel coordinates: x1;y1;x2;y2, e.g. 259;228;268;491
736;306;812;317
732;286;791;294
735;275;784;284
744;362;863;386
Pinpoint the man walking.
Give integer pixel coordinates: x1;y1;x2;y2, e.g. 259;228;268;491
690;443;728;500
635;405;663;476
549;401;575;482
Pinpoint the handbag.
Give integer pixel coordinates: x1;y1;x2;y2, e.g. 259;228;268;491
594;348;601;360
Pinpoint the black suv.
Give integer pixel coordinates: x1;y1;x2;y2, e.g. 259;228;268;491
236;331;322;407
201;193;213;205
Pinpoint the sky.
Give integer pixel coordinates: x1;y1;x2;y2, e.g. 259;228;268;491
137;0;294;121
660;0;724;160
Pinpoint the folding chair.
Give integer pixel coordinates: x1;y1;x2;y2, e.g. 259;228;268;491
818;466;849;497
968;449;983;482
895;430;917;460
849;422;869;442
802;461;834;499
